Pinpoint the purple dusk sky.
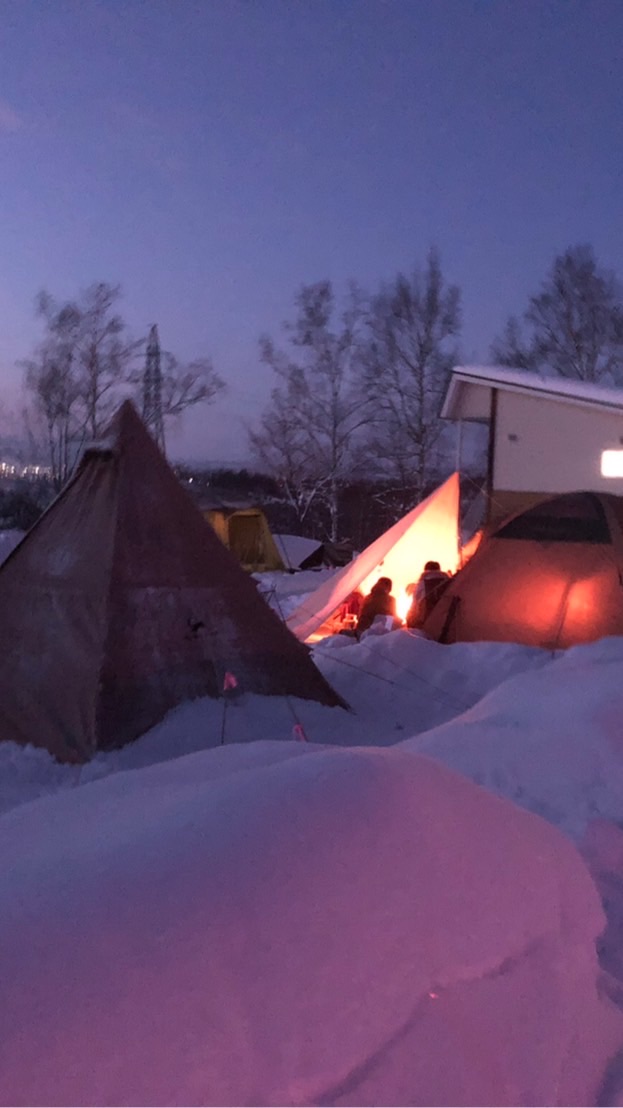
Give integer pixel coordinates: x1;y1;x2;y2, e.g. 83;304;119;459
1;0;622;464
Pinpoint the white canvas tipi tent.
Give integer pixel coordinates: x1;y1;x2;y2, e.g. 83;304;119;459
287;473;461;641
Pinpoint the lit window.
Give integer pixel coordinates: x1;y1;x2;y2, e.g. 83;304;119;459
601;450;623;477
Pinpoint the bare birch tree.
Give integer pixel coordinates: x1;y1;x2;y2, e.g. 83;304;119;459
23;281;226;483
23;284;139;487
248;385;323;529
159;353;225;424
491;245;623;383
21;301;83;489
365;249;461;504
249;282;370;540
74;283;141;437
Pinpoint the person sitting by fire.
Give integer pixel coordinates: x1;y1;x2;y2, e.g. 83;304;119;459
406;561;451;629
356;577;398;638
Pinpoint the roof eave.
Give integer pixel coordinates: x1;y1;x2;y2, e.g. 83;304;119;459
441;370;623;421
440;375;492;421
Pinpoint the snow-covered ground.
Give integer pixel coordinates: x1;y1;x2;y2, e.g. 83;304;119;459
1;744;620;1106
2;606;621;844
0;631;552;816
255;565;338;621
4;565;623;1103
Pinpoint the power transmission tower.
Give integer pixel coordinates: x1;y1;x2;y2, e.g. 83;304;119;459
142;324;165;453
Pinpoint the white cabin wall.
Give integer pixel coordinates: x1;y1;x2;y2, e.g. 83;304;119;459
493;391;623;495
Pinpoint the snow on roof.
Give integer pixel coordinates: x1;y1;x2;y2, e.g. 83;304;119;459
199;499;259;512
273;533;323;570
443;364;623;419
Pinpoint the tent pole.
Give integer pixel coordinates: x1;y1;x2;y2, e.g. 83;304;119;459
456;420;463;565
485;389;498;526
456;419;463;475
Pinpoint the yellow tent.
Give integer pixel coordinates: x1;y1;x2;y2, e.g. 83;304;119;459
203;505;285;573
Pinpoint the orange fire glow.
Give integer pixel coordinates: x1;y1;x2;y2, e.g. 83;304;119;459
396;590;412;622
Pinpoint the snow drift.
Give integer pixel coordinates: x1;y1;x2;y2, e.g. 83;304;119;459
0;742;619;1106
403;635;623;839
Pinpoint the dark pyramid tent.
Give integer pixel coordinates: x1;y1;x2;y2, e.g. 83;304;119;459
423;491;623;650
0;401;344;763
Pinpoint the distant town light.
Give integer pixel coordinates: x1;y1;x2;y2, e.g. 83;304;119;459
601;450;623;477
0;460;51;480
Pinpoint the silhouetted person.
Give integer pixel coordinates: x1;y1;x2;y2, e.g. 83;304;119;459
356;577;397;637
406;561;451;628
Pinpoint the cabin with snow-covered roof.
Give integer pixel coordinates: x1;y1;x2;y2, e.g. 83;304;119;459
444;365;623;524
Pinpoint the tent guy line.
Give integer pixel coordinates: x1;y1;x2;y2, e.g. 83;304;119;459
312;642;475;715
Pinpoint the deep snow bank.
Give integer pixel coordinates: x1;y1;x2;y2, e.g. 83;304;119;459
0;742;619;1107
312;630;550;739
0;633;549;818
256;566;338;621
403;635;623;839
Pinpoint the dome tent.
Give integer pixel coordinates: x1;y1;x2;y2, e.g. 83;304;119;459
423;491;623;650
0;401;344;763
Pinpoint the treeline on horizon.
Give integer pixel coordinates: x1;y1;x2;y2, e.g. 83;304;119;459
6;243;623;546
